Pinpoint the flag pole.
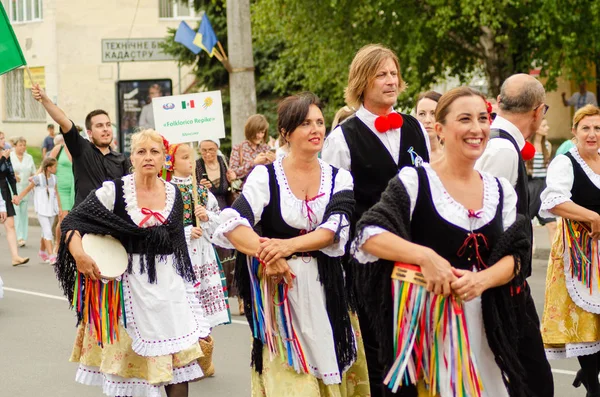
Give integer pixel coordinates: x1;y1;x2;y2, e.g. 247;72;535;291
217;42;228;60
25;65;42;102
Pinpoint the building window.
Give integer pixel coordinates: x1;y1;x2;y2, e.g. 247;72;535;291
3;69;46;122
159;0;198;19
1;0;43;23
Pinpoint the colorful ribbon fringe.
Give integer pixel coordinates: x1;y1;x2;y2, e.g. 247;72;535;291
564;220;600;294
247;257;307;373
384;263;482;397
73;272;127;346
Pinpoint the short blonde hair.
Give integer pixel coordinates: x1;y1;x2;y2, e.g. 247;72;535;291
344;44;406;109
331;106;355;130
130;129;166;153
573;104;600;129
244;114;269;143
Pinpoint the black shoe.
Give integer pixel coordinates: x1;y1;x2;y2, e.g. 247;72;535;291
574;369;586;388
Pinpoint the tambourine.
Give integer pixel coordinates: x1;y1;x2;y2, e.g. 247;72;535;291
81;234;128;279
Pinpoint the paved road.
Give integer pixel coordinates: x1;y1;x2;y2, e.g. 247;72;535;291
0;226;584;396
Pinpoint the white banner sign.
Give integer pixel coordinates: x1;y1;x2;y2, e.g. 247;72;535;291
152;91;226;144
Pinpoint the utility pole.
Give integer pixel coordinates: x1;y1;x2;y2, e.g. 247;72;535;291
226;0;256;145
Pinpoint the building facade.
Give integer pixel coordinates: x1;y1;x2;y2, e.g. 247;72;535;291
0;0;198;148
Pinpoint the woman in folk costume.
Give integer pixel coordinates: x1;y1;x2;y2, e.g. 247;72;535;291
55;129;211;397
353;87;533;397
211;92;370;396
540;104;600;397
164;141;231;376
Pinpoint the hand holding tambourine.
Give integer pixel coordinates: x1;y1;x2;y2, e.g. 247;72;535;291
79;234;127;280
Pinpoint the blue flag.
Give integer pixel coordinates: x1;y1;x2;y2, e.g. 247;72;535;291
174;21;202;55
193;13;218;57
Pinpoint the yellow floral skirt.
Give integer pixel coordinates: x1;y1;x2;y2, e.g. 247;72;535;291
251;313;371;397
70;323;204;389
541;219;600;357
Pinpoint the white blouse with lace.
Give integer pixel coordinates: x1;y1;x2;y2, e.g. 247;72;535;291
80;174;211;394
352;163;517;397
539;147;600;218
211;157;354;384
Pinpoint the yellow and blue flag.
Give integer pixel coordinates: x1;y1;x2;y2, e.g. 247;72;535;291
174;21;202;55
193;13;218;57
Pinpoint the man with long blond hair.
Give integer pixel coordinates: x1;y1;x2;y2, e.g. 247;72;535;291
323;44;430;397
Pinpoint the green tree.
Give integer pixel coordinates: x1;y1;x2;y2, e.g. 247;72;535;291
251;0;600;110
163;0;600;130
161;0;284;155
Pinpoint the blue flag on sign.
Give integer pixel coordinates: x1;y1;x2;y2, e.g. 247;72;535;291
174;21;202;55
193;13;218;57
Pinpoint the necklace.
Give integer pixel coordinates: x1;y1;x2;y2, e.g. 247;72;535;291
206;162;219;171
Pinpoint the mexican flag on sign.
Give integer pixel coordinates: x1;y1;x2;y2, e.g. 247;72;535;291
0;3;26;75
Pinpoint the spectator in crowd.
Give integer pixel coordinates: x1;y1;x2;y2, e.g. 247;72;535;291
229;114;275;182
138;83;162;130
42;124;55;158
10;137;36;247
32;84;131;207
49;134;75;253
415;90;443;162
562;81;598;111
195;138;240;313
526;119;557;244
0;131;28;265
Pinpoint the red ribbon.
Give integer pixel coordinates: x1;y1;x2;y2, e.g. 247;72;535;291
139;207;168;227
457;232;489;270
467;209;482;219
304;192;325;225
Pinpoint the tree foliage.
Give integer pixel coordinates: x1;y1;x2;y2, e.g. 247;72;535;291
162;0;600;133
251;0;600;109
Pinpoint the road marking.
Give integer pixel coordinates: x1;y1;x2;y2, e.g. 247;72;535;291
4;286;249;325
4;287;68;301
0;286;587;375
551;368;577;376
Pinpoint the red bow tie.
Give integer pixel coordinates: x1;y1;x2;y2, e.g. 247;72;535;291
521;141;536;161
374;112;404;133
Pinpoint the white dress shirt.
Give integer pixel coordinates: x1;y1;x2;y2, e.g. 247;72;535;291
475;115;525;187
322;105;431;171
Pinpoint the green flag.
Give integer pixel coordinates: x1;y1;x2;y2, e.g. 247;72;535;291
0;3;26;75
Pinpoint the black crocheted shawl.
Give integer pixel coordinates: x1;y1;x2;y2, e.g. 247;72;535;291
353;176;531;397
233;188;357;376
55;179;196;316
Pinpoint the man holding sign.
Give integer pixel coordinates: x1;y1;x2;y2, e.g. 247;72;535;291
32;85;131;207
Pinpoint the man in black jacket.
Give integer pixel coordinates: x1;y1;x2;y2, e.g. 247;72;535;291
32;84;131;207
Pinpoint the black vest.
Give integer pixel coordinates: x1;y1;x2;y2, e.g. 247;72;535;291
260;163;339;257
490;129;533;278
490;129;530;219
342;114;429;225
410;167;504;270
565;151;600;214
